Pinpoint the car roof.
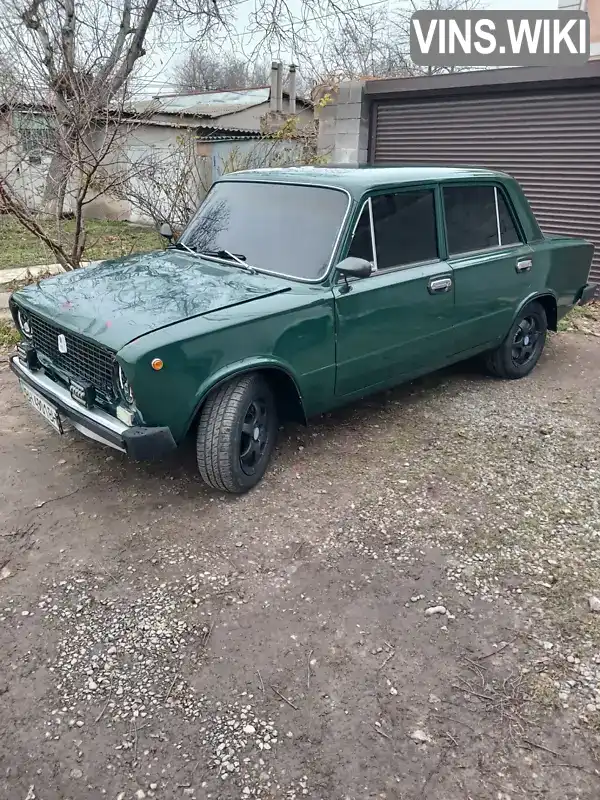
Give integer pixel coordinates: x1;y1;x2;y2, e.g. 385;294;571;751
219;165;511;197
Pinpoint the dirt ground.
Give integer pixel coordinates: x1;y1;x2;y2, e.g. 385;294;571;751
1;327;600;800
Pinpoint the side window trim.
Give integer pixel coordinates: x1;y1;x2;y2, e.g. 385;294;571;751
494;187;502;247
347;197;378;269
367;197;379;272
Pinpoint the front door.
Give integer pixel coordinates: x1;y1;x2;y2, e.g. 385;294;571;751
333;186;457;397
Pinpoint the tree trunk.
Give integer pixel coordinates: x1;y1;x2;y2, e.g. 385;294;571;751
42;149;70;218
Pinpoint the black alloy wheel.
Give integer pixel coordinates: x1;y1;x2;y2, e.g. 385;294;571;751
485;301;548;379
239;398;270;476
511;314;542;368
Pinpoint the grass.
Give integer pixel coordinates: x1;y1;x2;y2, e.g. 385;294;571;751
557;301;600;333
0;319;19;347
0;215;163;270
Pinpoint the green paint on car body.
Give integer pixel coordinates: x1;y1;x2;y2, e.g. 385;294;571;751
10;166;594;449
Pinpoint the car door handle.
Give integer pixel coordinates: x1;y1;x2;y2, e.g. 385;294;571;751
428;277;452;294
516;259;532;273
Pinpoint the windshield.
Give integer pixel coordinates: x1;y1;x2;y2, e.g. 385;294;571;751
179;180;349;280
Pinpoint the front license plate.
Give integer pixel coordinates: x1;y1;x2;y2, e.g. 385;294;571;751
20;380;63;434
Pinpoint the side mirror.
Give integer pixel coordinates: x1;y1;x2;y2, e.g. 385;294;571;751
159;222;174;242
336;256;373;280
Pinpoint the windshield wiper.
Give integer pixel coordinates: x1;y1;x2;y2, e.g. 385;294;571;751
170;241;202;258
199;249;257;274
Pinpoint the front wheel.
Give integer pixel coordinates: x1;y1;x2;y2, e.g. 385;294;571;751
196;373;278;493
485;301;548;379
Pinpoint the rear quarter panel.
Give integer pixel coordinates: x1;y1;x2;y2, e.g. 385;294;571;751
531;236;594;318
117;287;336;442
503;177;594;319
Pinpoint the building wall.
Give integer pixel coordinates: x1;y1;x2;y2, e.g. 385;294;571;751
212;99;312;130
559;0;600;58
585;0;600;57
89;123;307;225
0;111;80;214
149;101;313;134
84;122;209;225
0;116;48;212
210;138;303;180
0;101;317;228
317;81;369;165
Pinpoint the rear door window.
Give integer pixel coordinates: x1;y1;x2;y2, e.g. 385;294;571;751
443;184;523;255
497;191;522;245
443;185;498;255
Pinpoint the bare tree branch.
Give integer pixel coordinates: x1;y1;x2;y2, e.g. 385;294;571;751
96;0;133;87
173;51;272;92
108;0;159;96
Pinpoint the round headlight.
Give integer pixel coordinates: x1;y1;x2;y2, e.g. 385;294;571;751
117;365;134;404
17;309;32;339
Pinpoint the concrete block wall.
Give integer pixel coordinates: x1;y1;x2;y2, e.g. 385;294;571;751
317;80;369;165
586;0;600;57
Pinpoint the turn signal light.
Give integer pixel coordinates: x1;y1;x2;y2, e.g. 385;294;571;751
151;358;164;371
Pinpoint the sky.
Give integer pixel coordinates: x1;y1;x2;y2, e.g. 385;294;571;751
138;0;566;94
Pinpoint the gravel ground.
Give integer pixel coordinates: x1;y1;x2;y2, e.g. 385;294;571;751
1;314;600;800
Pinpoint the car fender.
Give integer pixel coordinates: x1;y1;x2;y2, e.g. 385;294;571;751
184;356;306;435
510;290;558;333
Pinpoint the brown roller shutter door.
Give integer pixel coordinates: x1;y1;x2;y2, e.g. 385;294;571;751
371;87;600;285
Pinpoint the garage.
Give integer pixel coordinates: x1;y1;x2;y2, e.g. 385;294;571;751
366;63;600;285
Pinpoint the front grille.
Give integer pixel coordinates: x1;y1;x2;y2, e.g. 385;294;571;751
29;312;116;398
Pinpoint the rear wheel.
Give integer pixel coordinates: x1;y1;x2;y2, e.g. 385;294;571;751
196;373;278;493
485;301;547;379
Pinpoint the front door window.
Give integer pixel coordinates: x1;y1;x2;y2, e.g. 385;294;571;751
348;189;439;270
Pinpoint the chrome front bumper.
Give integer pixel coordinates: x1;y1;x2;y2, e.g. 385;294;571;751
9;355;177;460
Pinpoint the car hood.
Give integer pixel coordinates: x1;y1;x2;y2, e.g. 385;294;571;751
12;250;292;351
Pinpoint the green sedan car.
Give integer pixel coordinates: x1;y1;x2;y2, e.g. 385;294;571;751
8;166;596;492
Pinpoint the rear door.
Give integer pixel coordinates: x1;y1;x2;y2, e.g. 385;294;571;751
333;185;457;397
442;183;535;353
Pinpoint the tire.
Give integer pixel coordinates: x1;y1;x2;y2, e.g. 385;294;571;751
485;301;548;379
196;373;278;493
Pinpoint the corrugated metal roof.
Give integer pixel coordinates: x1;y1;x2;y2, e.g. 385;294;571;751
134;118;263;138
159;87;269;109
131;88;270;119
180;101;265;118
196;128;263;142
130;86;311;120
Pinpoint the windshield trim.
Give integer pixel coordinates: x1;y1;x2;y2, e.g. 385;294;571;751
182;179;353;284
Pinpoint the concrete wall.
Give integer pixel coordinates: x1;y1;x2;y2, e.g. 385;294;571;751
317;81;369;165
211;138;303;180
558;0;600;57
84;122;209;225
148;101;313;134
1;106;318;226
88;124;307;226
585;0;600;57
212;100;312;130
0;113;74;213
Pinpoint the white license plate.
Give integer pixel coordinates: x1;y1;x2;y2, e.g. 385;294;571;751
20;380;63;434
